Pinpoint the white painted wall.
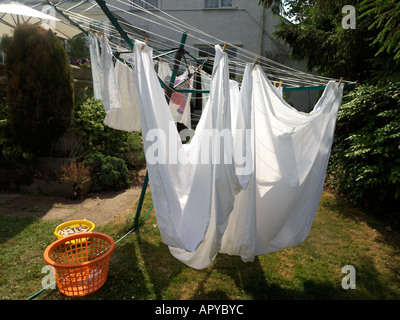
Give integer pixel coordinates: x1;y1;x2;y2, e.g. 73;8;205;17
112;0;290;62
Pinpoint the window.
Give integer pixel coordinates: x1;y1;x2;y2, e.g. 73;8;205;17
205;0;233;9
131;0;158;10
205;0;218;8
221;0;233;7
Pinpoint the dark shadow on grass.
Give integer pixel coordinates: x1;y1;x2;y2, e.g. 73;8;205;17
0;213;40;245
321;192;400;250
134;228;185;299
96;239;153;300
320;193;400;295
209;254;300;300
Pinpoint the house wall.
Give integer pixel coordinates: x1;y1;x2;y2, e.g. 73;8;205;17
112;0;288;61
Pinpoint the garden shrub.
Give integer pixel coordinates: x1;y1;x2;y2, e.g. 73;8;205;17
59;161;92;185
73;95;145;170
67;33;90;61
0;97;35;162
73;96;130;156
84;153;130;192
5;24;73;155
121;131;146;170
0;98;36;191
327;83;400;216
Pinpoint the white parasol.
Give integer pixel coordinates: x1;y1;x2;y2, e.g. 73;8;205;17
0;2;81;39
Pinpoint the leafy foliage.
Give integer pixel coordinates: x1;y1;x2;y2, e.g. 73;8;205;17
84;153;130;192
0;98;36;191
72;94;145;170
261;0;400;84
360;0;400;62
5;23;73;155
327;83;400;214
0;97;35;162
123;132;146;170
275;0;375;81
258;0;284;15
67;33;90;61
72;96;130;157
259;1;400;218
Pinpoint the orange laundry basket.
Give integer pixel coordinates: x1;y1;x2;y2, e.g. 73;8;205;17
44;232;115;297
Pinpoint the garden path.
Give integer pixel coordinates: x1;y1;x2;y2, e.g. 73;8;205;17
0;169;147;227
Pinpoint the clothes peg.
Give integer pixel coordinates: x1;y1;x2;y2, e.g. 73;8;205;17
338;77;343;88
222;43;228;52
278;80;283;89
252;56;259;70
141;38;148;51
253;56;259;66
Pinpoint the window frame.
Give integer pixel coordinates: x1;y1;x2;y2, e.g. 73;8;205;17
131;0;159;10
205;0;233;9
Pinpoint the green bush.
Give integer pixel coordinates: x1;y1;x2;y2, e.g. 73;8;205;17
5;24;73;155
73;96;130;156
327;83;400;215
0;97;35;162
122;131;146;169
72;94;145;170
84;153;130;192
0;103;35;191
0;98;36;192
67;33;90;61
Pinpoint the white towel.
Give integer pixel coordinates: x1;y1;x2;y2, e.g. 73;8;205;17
88;33;102;100
99;34;121;112
104;58;141;132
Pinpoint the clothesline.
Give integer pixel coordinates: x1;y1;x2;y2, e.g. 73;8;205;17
128;0;353;88
48;0;355;90
130;0;337;85
55;3;208;92
109;3;328;87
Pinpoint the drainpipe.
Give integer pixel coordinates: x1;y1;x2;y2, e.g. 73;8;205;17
259;7;265;56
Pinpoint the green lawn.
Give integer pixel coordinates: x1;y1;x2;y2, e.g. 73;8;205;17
1;189;399;300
